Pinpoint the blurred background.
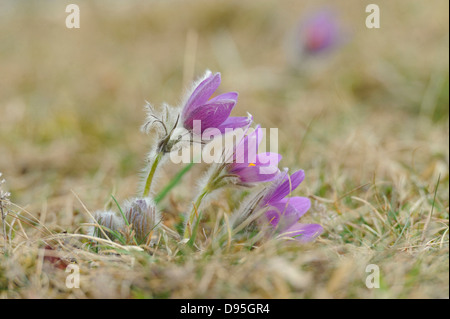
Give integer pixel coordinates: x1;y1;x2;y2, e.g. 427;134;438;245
0;0;448;226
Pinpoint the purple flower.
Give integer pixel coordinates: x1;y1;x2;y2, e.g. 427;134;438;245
181;71;251;134
280;223;324;243
261;169;305;206
301;10;340;54
260;169;323;242
226;125;281;183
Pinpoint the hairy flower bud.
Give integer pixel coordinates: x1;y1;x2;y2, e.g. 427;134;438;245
92;210;125;239
123;197;161;244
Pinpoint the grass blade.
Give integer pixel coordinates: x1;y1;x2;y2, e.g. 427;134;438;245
155;162;194;204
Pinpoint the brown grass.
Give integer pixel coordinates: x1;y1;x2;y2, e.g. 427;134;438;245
0;0;448;298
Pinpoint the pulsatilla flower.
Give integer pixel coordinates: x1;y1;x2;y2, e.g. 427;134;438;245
92;210;125;239
286;8;349;70
261;169;323;242
301;9;341;54
123;197;161;244
141;70;251;196
225;125;281;185
204;125;281;191
183;125;281;239
181;71;251;135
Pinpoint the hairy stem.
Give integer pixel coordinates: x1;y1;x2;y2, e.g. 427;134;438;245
1;204;7;254
182;163;234;241
183;188;209;239
142;152;163;197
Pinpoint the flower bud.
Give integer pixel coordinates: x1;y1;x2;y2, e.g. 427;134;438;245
123;197;161;244
92;210;125;239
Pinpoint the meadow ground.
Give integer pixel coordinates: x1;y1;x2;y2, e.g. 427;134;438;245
0;1;448;298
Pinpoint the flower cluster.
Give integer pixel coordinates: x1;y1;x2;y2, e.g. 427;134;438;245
92;70;322;247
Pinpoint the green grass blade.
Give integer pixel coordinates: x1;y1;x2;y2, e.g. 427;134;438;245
187;211;202;248
155;162;194;204
111;194;129;226
111;194;138;245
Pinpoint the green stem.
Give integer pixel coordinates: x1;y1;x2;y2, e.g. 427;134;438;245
154;162;194;204
183;188;209;239
142;152;163;197
181;163;232;241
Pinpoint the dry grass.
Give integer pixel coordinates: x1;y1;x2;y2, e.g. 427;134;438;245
0;0;448;298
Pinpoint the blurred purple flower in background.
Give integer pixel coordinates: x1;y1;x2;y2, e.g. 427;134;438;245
286;7;350;70
301;9;341;55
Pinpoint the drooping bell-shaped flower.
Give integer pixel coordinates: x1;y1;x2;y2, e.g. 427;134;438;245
260;169;323;242
181;71;252;135
225;125;281;184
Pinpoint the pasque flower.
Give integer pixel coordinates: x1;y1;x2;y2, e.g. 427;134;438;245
123;197;161;244
261;169;323;242
286;8;350;70
87;68;324;250
91;210;125;239
225;125;281;184
92;197;161;244
181;71;252;134
183;125;281;239
300;9;341;54
141;70;251;196
262;169;308;226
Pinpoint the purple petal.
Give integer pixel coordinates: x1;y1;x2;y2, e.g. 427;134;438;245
182;72;221;121
229;165;280;183
230;152;281;183
265;196;310;229
204;115;252;139
280;223;323;242
286;196;311;218
231;152;281;171
265;170;305;204
234;126;262;165
183;99;236;131
287;170;305;192
207;92;238;104
215;116;252;134
265;199;297;228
